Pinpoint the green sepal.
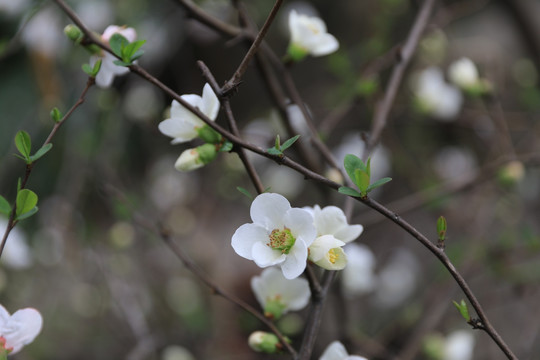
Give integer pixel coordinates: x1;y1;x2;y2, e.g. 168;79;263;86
338;186;362;197
14;130;32;162
50;107;63;123
196;143;218;164
30;143;53;162
452;299;470;322
0;195;11;215
263;298;287;320
219;141;233;152
15;189;38;219
287;43;308;62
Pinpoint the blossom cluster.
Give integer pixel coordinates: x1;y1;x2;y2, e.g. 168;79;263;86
231;193;363;279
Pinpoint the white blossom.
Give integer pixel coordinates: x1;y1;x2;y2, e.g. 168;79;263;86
308;235;347;270
251;267;310;319
90;25;137;88
231;193;316;279
0;305;42;354
443;330;475;360
288;10;339;60
412;67;463;121
320;341;368;360
342;243;376;297
448;58;479;90
158;83;220;144
0;218;33;270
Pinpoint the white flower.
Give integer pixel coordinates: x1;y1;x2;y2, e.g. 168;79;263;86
342;243;376;297
308;235;347;270
231;193;316;279
448;58;479;90
251;267;310;319
90;25;137;88
412;67;463;121
0;305;42;354
158;83;220;144
0;218;33;270
287;10;339;60
320;341;368;360
443;330;475;360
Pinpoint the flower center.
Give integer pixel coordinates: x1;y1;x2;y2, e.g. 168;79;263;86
268;227;296;254
327;248;339;264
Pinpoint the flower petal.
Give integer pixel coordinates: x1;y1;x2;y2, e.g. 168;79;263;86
158;117;199;144
250;193;291;229
280;240;307;279
309;33;339;56
201;83;220;121
284;208;316;247
231;224;268;260
320;341;350;360
334;224;363;243
252;242;286;267
5;308;43;354
170;96;206;129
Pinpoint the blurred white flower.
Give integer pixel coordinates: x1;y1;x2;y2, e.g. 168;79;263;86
412;67;463;121
342;243;376;297
320;341;368;360
158;83;220;144
448;58;479;90
161;345;196;360
373;249;419;308
443;330;475;360
0;218;33;270
0;0;29;17
251;267;310;319
287;10;339;60
76;1;114;31
231;193;316;279
433;146;477;182
0;305;42;355
90;25;137;88
21;7;65;57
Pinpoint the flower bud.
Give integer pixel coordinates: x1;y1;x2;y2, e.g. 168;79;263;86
174;144;218;172
64;24;83;42
248;331;280;353
498;160;525;186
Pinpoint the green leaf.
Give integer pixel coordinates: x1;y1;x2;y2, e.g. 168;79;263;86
0;195;11;215
274;135;281;150
366;177;392;192
123;40;145;59
130;50;145;61
343;154;367;185
236;186;253;200
365;157;372;177
452;299;470;321
82;59;102;77
15;189;38;218
338;186;362;197
50;107;62;123
14;130;32;161
219;141;233;152
267;148;283;156
30;143;53;162
437;216;447;241
109;33;128;57
113;60;132;67
16;206;38;220
354;168;370;194
281;135;300;151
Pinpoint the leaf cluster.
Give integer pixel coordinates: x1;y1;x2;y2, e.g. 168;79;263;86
338;154;392;197
109;33;146;66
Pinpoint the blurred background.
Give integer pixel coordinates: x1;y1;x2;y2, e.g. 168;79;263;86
1;0;540;359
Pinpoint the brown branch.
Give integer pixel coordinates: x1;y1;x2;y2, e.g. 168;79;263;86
364;0;437;159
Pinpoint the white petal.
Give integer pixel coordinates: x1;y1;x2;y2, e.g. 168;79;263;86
280;240;307;279
314;206;348;236
3;308;43;354
320;341;349;360
170;96;206;128
158;118;199;143
231;224;268;260
252;242;286;267
279;276;310;311
284;208;317;247
310;33;339;56
334;224;363;243
250;193;291;229
201;83;220;120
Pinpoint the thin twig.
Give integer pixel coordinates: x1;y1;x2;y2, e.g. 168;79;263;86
364;0;437;158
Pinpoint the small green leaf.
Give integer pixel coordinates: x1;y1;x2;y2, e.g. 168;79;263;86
267;148;283;156
219;141;233;152
354;168;370;194
343;154;367;185
113;60;132;67
109;33;128;57
130;50;145;61
82;59;102;77
0;195;11;215
437;216;447;241
123;40;145;59
366;177;392;192
236;186;253;200
30;143;53;162
452;299;470;321
50;107;62;123
274;135;281;150
14;130;32;161
281;135;300;151
15;189;38;218
338;186;362;197
16;206;38;220
365;157;372;177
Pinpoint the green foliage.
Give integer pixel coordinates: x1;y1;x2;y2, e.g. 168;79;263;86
110;33;146;66
267;135;300;156
437;216;447;241
236;186;253;200
50;107;63;123
339;154;392;197
219;141;233;152
0;195;11;215
13;130;53;164
15;188;38;220
82;59;102;77
452;299;470;322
